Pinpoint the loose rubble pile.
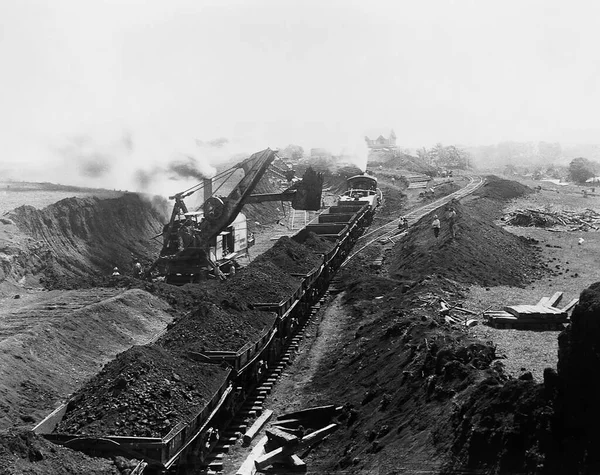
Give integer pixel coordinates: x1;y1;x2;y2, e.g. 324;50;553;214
503;208;600;231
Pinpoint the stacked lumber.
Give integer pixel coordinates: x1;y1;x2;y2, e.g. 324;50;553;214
504;208;600;231
485;292;577;330
236;405;341;475
405;173;431;189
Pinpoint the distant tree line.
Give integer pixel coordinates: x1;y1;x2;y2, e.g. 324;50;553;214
416;143;470;170
569;157;598;184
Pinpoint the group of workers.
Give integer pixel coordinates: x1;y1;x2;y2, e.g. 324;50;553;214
397;205;458;240
431;206;457;239
111;258;144;278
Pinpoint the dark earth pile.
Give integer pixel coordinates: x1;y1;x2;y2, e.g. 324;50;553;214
475;175;533;201
159;301;277;353
55;345;228;437
253;235;325;274
553;281;600;474
389;200;546;286
221;259;302;304
289;176;568;474
291;229;336;254
388;174;546;287
8;194;166;289
301;274;507;474
0;428;137;474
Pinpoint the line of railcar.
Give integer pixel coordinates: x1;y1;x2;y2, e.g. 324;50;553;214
33;175;381;474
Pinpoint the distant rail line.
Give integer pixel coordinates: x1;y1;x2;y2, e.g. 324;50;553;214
341;175;484;267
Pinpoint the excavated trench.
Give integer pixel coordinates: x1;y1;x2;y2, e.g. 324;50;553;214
1;175;600;474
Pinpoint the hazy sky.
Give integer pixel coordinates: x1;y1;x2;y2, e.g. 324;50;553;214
1;0;599;189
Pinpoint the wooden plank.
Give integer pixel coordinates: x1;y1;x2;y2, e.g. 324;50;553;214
243;410;273;446
277;405;339;422
236;436;268;475
265;427;299;447
255;424;337;470
548;291;564;307
560;298;579;313
270;419;303;429
484;311;513;318
488;316;518;322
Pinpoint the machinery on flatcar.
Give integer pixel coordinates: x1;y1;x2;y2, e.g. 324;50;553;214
338;173;382;208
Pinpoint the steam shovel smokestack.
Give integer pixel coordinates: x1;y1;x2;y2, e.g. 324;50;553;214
204;178;213;203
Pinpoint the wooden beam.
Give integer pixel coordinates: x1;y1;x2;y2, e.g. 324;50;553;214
536;297;550;306
276;405;339;422
243;410;273;446
255;424;338;470
236;436;268;475
560;298;579;313
265;427;300;447
548;291;564;307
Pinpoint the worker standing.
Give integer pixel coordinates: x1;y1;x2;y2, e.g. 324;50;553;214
133;262;143;278
432;215;441;238
447;207;457;238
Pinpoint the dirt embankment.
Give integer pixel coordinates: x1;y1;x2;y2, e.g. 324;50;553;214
287;175;561;474
0;428;138;475
5;193;166;290
389;198;546;287
0;289;173;431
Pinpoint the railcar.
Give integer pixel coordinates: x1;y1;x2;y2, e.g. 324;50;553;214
34;174;380;474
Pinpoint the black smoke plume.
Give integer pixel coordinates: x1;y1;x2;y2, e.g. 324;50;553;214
167;155;207;181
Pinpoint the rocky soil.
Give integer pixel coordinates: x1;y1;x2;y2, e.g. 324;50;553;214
3;173;600;474
220;174;600;475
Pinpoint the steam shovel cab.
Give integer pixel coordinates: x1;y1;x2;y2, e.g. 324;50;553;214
161;211;251;284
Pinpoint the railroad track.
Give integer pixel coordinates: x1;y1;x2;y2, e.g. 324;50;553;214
201;176;484;474
340;175;485;267
201;299;327;474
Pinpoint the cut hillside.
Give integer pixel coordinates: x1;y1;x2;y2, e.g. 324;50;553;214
0;289;172;430
6;194;166;289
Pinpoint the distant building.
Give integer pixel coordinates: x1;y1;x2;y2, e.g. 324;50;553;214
365;130;397;150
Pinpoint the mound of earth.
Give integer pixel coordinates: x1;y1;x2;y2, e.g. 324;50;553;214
159;301;276;353
55;345;228;438
476;175;533;201
253;236;325;274
221;260;303;304
291;230;336;254
6;194;166;290
388;201;546;287
0;289;172;430
0;428;136;475
303;281;506;474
